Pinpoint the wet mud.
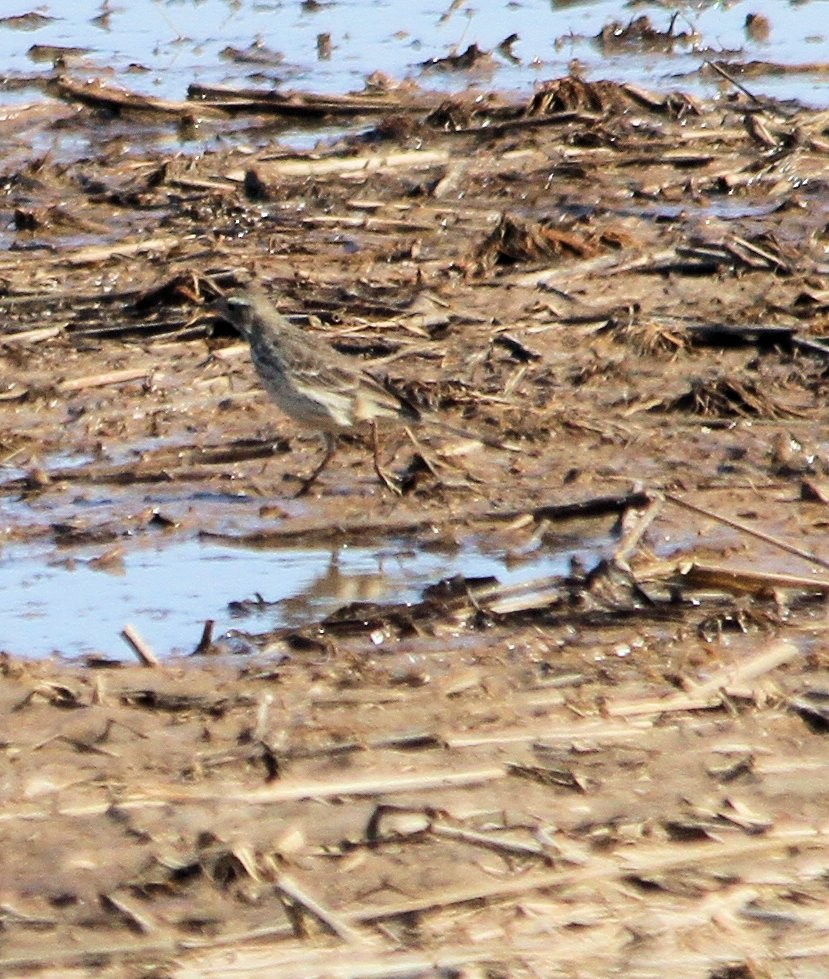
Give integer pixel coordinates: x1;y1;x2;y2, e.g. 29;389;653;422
2;72;829;976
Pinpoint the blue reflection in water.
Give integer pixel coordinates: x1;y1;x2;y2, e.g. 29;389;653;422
0;534;604;659
0;0;823;112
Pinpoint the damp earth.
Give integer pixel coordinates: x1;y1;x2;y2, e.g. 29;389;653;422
3;3;829;976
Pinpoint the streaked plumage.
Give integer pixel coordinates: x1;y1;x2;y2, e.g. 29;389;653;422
216;285;518;494
215;286;421;493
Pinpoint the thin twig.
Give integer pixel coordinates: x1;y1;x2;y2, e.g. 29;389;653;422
120;624;161;667
346;823;824;924
230;149;449;179
607;638;799;717
275;873;369;945
613;494;662;565
200;490;650;548
664;492;829;572
133;766;507;805
683;562;829;595
57;368;150;393
0;325;64;345
705;60;762;105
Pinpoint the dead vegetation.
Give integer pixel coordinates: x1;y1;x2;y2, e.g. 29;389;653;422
2;71;829;976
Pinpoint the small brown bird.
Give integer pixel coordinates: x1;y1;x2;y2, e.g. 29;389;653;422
215;286;423;493
215;286;515;494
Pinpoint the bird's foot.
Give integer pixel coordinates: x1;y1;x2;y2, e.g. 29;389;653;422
290;467;327;497
289;434;336;497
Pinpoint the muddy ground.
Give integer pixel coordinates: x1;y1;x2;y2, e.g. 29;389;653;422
2;74;829;976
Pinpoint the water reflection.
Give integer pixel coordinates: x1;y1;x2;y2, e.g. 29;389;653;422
0;0;823;119
0;533;605;659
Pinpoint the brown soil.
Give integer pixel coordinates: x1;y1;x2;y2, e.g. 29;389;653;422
2;75;829;977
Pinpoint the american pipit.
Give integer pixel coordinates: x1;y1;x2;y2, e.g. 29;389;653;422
215;286;513;494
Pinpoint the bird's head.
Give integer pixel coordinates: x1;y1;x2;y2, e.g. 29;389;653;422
214;289;263;339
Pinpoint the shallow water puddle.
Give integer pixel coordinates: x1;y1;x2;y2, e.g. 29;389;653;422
0;533;610;659
0;0;824;120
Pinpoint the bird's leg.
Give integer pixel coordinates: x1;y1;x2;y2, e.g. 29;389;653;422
294;432;337;497
371;422;403;495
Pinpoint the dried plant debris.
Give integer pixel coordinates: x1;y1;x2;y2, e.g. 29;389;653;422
0;11;57;30
2;67;829;979
420;42;498;74
595;14;699;53
468;214;603;275
526;75;701;118
606;317;689;354
655;375;802;419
